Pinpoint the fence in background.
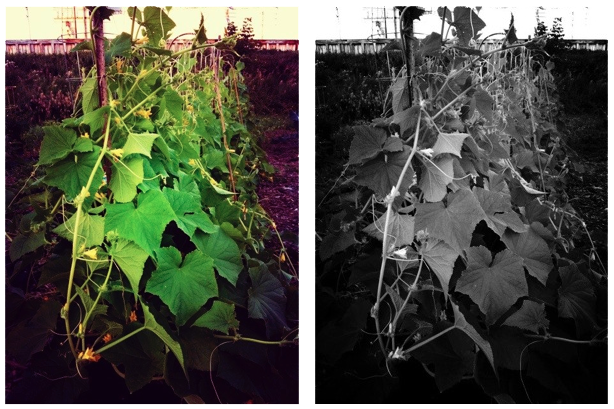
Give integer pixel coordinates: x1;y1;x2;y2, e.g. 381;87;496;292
316;38;607;54
6;39;298;55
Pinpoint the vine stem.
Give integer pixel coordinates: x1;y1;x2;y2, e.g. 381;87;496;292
213;51;237;201
374;108;422;358
80;257;115;350
63;113;113;362
406;325;455;354
390;255;424;350
213;334;296;346
94;326;147;355
525;334;607;345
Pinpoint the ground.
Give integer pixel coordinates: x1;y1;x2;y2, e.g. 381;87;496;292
256;129;299;268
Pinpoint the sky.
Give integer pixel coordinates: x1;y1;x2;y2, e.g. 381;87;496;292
314;6;609;40
5;7;298;41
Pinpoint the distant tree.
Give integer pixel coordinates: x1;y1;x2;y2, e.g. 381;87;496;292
534;12;569;56
237;17;256;54
225;17;256;55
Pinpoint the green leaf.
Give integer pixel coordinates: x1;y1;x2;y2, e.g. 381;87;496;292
146;247;217;326
473;187;527;236
123;133;159;158
141;300;186;376
452;302;496;375
348;126;388;165
80;106;109;139
474;88;494;122
193;13;208;45
420;32;443;56
178;327;219;371
456;246;527;325
9;230;47;262
105;189;174;257
451;7;486;46
316;298;371;364
142;6;176;45
163;89;184;122
163;187;217;237
71;39;93;52
108;239;149;296
80;77;99;114
109;157;144;203
501;225;553;286
363;209;415;247
175;171;201;203
557;263;596;335
247;263;287;338
37;126;77;165
319;226;356;261
382;137;404;153
503;300;549;334
410;322;475;392
6;300;62;364
354;146;414;199
100;322;166;393
53;209;105;248
204;147;228;173
421;239;459;300
45;146;103;200
192;228;243;286
214;199;241;225
415;189;486;255
73;138;93;153
106;32;133;62
390;75;410;114
192;300;239;334
432;132;469;158
419;155;454;202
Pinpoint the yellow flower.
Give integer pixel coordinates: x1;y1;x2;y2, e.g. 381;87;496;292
188;159;197;167
186;104;194;112
110;99;120;108
135;36;148;45
82;248;98;260
114;116;121;125
280;252;286;263
78;347;101;362
80;132;90;139
135;108;152;119
116;59;124;73
109;148;124;159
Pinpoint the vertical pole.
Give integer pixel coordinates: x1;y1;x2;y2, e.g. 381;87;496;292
383;8;388;39
83;7;88;40
73;6;77;37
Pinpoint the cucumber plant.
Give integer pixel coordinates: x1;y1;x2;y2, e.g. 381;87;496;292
317;7;606;403
6;7;297;403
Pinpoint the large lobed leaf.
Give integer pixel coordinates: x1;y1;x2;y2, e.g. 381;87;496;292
146;247;217;326
456;246;527;325
363;209;415;248
415;189;486;255
105;189;174;257
247;263;288;339
354;145;414;199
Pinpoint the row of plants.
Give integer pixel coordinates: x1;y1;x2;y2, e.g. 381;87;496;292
316;7;606;403
6;44;297;159
6;6;297;403
316;43;606;137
